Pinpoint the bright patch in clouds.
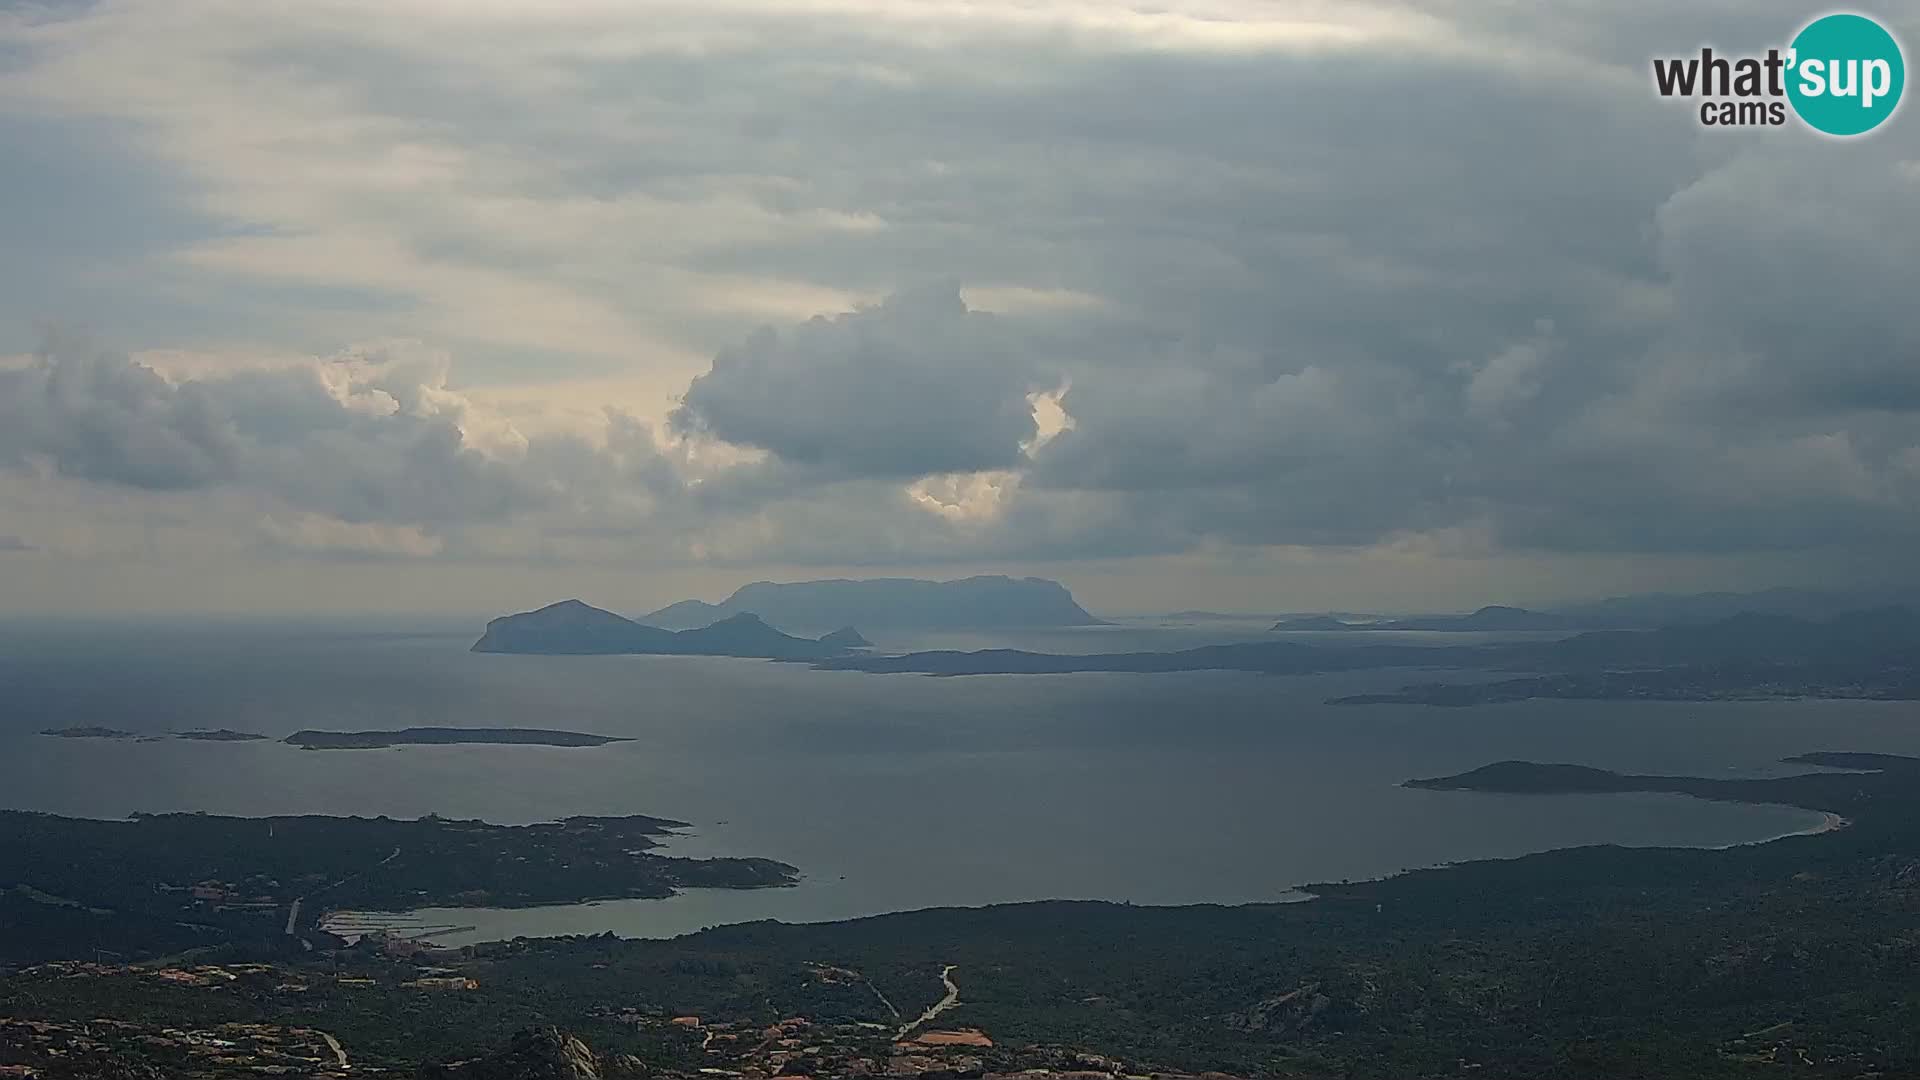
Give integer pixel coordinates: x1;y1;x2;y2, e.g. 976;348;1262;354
260;513;446;559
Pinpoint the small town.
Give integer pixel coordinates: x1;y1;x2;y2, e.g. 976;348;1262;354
0;956;1250;1080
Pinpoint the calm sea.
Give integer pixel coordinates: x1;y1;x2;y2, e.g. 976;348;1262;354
4;616;1915;943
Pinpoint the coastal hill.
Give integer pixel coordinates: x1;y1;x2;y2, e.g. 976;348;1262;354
472;599;680;654
819;625;873;649
472;600;860;659
639;575;1102;632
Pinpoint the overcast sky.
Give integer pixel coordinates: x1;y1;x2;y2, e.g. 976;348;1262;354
2;0;1917;616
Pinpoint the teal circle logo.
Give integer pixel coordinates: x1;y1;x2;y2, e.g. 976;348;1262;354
1787;13;1905;136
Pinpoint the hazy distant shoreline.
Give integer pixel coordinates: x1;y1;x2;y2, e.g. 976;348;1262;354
39;725;631;751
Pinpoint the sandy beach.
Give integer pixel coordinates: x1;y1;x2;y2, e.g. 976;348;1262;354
1806;811;1850;836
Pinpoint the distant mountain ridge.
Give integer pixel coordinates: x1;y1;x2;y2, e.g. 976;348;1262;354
819;605;1920;677
638;575;1102;632
1557;585;1920;624
471;600;859;659
1524;605;1920;668
1270;605;1579;632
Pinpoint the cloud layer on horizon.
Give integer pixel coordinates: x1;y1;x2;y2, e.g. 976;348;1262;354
1;0;1917;606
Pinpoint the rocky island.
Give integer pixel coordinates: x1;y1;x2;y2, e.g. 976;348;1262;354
471;600;864;659
818;625;873;649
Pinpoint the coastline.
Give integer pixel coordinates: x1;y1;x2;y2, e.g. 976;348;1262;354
8;724;1884;952
1701;807;1847;851
1801;810;1850;836
331;797;1827;949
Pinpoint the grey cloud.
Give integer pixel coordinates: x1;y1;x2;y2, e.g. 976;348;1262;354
1652;144;1920;417
0;344;237;489
666;106;1920;562
0;340;552;527
672;285;1046;477
4;0;1920;583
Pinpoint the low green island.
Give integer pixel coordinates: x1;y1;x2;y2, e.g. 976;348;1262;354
1405;751;1910;801
284;727;632;750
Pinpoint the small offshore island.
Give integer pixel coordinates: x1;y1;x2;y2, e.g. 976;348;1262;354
42;727;273;742
1403;751;1915;815
174;728;274;741
285;727;631;750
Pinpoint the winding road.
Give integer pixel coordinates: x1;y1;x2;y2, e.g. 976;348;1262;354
895;965;960;1040
318;1032;349;1070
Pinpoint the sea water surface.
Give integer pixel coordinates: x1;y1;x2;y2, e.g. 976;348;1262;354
3;616;1916;944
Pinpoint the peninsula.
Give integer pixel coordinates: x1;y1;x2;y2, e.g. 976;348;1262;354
1403;750;1914;808
0;809;799;965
